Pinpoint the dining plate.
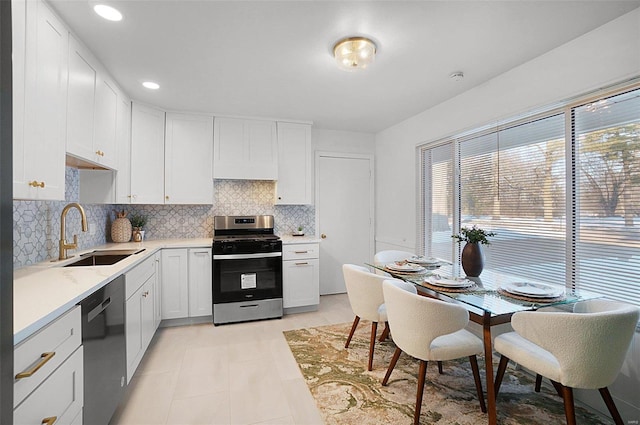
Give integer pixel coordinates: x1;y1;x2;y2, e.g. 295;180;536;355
502;282;564;298
407;255;441;266
385;262;425;273
427;275;475;288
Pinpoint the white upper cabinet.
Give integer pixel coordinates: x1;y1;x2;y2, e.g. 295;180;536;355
276;122;312;205
115;96;132;203
165;113;213;204
13;0;68;200
131;102;166;204
66;34;117;169
213;117;278;180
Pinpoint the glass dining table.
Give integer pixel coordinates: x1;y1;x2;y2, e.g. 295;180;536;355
367;262;601;425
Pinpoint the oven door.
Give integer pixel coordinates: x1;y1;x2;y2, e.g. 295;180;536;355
212;252;283;304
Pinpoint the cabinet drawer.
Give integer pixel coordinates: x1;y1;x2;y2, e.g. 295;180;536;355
126;254;156;299
283;243;319;261
14;306;81;407
14;347;83;425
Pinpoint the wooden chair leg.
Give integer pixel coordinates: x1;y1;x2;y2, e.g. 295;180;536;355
379;322;390;342
414;360;428;425
560;385;577;425
345;316;360;348
469;355;487;413
599;387;624;425
382;347;402;386
437;361;443;374
494;355;509;397
368;321;378;371
535;374;542;392
550;380;564;398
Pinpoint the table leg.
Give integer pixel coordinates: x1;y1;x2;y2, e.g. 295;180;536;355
483;312;498;425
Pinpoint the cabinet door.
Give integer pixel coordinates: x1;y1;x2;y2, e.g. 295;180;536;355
246;120;278;179
161;249;189;319
115;95;132;203
276;122;312;204
283;258;320;308
141;278;156;350
131;102;165;204
153;252;162;329
14;0;67;200
213;117;244;177
165;113;213;204
125;283;143;383
13;347;83;425
93;76;118;168
66;34;97;162
188;248;212;317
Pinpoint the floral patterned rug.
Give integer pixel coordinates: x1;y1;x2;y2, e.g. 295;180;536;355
284;321;610;425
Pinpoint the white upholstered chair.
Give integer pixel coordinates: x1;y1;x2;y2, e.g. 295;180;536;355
373;250;415;275
342;265;417;370
381;280;486;425
494;299;639;425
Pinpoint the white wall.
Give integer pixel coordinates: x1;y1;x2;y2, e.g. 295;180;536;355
374;7;640;421
313;128;375;154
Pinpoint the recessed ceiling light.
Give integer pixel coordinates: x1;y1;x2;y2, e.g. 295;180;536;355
93;4;123;22
142;81;160;90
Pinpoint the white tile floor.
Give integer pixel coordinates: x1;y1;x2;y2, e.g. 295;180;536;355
110;294;354;425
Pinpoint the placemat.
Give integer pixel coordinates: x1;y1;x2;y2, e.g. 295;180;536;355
419;281;478;293
497;288;566;303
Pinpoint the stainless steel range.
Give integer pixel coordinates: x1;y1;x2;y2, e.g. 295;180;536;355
212;215;283;325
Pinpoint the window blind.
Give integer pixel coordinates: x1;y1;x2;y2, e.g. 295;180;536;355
458;113;566;283
573;88;640;307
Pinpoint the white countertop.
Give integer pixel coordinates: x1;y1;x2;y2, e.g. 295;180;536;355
279;235;322;244
13;238;212;345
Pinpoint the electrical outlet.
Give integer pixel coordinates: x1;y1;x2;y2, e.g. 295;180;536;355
88;223;96;236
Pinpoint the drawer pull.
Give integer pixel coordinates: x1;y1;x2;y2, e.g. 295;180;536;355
42;417;57;425
15;352;56;380
293;251;309;254
295;262;309;266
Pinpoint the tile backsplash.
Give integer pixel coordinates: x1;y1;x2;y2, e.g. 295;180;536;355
14;170;315;269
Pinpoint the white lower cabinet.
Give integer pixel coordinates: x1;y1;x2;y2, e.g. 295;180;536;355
125;255;158;383
13;306;83;425
283;243;320;309
162;248;212;320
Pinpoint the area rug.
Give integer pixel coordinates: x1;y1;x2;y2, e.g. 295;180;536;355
284;321;610;425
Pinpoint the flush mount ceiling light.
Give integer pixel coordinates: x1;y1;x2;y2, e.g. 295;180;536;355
142;81;160;90
333;37;377;71
93;4;123;21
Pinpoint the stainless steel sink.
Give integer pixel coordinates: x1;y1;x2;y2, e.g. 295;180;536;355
63;249;145;267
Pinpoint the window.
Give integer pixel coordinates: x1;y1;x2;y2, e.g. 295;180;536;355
420;85;640;308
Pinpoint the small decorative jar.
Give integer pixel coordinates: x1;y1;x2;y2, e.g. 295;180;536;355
111;210;132;243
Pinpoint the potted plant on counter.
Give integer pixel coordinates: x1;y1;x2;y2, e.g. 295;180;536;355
130;214;148;242
452;226;496;277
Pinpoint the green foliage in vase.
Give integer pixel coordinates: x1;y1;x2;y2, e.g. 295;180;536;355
452;226;496;245
130;214;148;229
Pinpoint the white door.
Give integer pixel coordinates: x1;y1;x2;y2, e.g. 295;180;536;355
316;153;374;294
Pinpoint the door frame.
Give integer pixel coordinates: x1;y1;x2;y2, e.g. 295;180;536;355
315;151;375;269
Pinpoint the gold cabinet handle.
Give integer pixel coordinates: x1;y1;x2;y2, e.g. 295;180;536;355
321;234;327;239
95;150;105;156
41;417;57;425
165;195;169;200
295;262;309;266
15;352;55;379
29;180;45;188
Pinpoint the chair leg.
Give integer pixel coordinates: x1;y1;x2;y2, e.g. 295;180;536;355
379;322;390;342
345;315;360;348
535;374;542;392
494;355;509;398
382;347;402;386
368;321;378;371
437;361;443;374
469;355;487;413
414;360;428;425
599;387;624;425
550;380;564;398
560;385;577;425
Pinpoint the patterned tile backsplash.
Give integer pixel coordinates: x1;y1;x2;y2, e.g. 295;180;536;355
13;171;315;269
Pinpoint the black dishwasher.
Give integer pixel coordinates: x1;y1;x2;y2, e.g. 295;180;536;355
79;275;127;425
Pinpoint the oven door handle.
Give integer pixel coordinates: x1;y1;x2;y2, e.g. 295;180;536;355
213;252;282;260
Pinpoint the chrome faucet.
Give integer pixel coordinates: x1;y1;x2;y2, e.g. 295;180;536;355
59;202;88;260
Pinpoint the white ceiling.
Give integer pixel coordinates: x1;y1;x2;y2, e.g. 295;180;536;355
48;1;640;133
